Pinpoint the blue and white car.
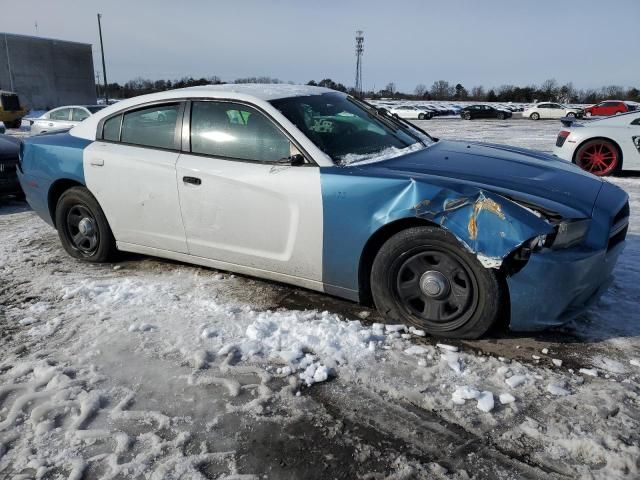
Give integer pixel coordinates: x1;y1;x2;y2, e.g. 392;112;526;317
18;84;629;338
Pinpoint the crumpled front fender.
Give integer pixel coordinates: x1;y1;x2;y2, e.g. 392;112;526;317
320;170;554;298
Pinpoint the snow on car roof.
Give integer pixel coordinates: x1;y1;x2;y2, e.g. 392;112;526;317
177;83;337;101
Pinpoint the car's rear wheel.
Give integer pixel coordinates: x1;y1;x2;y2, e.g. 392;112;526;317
497;112;505;120
55;187;116;262
370;227;503;339
575;139;620;176
463;112;471;120
418;113;426;120
530;112;540;120
566;112;576;118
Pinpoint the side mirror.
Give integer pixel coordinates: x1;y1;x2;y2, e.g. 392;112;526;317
289;153;305;166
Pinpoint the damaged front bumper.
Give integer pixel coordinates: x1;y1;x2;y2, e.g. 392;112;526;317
507;239;624;331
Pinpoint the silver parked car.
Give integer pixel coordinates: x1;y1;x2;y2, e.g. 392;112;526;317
30;105;105;135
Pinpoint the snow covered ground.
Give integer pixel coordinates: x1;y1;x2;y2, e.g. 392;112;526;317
1;119;639;479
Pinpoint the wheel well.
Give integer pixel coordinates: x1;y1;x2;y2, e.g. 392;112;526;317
357;217;437;306
572;136;624;169
48;179;83;228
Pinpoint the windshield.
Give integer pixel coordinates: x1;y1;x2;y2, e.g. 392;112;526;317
270;93;432;165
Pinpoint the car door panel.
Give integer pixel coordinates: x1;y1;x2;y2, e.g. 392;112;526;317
176;155;323;281
83;142;188;252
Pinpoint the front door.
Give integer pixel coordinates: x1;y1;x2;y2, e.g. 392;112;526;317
83;102;188;253
176;100;323;282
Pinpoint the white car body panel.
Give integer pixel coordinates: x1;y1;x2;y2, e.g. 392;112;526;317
176;154;323;281
553;111;640;171
83;141;189;252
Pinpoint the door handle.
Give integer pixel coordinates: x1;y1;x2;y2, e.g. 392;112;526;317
90;158;104;166
48;123;54;127
183;176;201;185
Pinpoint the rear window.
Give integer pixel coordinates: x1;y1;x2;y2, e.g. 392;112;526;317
120;103;180;149
0;94;20;111
102;114;122;141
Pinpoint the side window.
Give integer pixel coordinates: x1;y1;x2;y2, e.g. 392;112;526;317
120;103;180;149
50;108;71;121
631;117;640;125
72;108;90;122
190;101;291;163
102;114;122;141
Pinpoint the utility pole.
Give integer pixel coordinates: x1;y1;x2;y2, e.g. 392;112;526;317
97;14;108;103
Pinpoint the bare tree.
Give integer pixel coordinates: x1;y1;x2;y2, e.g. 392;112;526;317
414;84;428;98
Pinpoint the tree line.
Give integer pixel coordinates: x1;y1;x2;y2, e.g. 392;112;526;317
376;79;640;104
98;76;640;104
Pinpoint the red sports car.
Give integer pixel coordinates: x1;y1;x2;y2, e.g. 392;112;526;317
584;100;635;117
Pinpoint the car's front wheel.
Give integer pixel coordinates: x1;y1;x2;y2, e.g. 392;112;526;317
463;112;471;120
418;113;426;120
566;112;576;118
370;226;503;339
55;187;116;262
530;112;540;120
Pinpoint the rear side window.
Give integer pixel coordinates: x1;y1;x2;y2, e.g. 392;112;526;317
190;101;290;162
102;114;122;141
120;103;180;149
50;108;71;121
72;108;90;122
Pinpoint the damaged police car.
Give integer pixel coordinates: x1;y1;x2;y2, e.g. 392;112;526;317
18;85;629;338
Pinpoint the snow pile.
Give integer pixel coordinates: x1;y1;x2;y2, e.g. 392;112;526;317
239;310;385;386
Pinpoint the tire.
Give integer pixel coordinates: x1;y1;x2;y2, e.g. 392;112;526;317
370;226;503;339
574;139;621;177
55;186;116;262
418;113;426;120
530;112;540;120
566;112;576;118
463;112;471;120
497;112;505;120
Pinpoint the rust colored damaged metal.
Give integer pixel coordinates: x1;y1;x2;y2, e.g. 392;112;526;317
467;195;506;240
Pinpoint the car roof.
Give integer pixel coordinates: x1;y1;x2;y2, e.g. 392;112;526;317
70;84;341;141
175;83;336;101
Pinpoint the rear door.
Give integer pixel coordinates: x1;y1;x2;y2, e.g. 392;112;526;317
175;100;323;282
83;101;188;253
43;108;74;131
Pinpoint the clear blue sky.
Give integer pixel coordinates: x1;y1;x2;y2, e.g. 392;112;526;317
2;0;639;91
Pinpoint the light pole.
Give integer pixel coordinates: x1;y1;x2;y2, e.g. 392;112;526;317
97;13;108;103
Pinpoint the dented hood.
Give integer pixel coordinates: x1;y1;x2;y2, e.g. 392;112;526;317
370;140;604;217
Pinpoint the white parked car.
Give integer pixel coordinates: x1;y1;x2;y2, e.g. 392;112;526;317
554;111;640;176
386;105;432;120
30;105;105;135
523;103;583;120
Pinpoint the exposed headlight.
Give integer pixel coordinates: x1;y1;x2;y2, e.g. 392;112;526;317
549;219;591;249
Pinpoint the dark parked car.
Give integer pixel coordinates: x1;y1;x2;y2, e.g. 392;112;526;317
460;105;512;120
0;134;23;199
